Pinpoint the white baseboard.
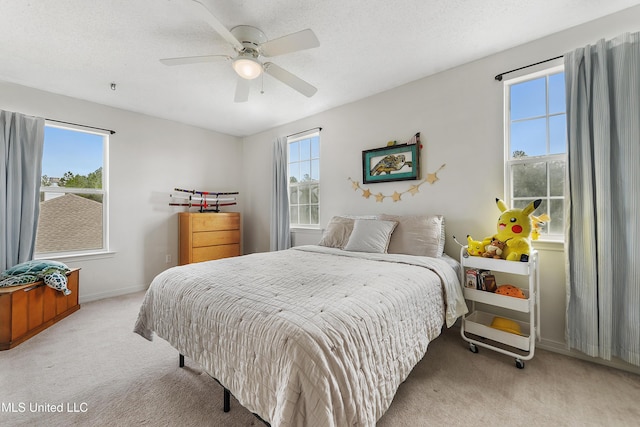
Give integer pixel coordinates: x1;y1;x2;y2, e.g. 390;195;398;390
79;284;148;304
538;338;640;375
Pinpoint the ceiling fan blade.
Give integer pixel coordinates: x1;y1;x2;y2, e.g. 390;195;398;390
160;55;230;66
234;76;250;102
191;0;244;51
264;62;317;97
261;29;320;57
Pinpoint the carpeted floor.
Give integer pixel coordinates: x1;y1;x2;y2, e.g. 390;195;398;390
1;291;639;427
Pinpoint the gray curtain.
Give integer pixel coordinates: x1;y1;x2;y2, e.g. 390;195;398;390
0;110;45;271
270;136;291;251
564;32;640;366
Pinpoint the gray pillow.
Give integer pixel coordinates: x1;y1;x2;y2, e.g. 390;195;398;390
378;214;445;257
318;216;355;249
343;219;398;253
317;215;379;249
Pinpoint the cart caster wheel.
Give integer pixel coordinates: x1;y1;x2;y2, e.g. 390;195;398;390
469;343;478;353
515;359;525;369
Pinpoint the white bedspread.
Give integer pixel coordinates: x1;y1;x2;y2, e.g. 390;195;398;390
134;245;467;426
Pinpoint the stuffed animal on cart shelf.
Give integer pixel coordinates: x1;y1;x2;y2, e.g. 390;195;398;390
466;235;485;257
482;238;506;259
495;284;526;299
483;198;541;262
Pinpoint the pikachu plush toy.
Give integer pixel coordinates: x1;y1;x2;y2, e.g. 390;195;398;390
482;198;541;262
466;235;486;256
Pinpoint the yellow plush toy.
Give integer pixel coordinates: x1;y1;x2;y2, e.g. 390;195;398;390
483;198;541;262
530;213;551;240
466;235;485;257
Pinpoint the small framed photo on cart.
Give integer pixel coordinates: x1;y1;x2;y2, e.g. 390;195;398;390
362;143;420;184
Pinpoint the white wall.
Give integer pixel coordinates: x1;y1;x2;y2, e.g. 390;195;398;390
1;81;242;302
242;6;640;373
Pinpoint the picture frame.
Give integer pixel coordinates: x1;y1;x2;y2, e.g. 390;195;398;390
362;143;420;184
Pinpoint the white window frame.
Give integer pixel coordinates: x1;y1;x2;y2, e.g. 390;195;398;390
503;64;566;242
36;122;110;258
287;130;320;229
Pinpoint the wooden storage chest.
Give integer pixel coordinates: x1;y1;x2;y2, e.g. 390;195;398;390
0;268;80;350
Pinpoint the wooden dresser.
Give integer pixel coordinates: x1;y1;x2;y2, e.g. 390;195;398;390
0;268;80;350
179;212;241;265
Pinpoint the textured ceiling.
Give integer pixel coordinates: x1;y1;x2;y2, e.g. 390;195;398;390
1;0;639;137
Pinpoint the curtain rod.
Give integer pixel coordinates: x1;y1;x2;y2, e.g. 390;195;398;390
287;127;322;138
494;55;564;81
46;118;116;135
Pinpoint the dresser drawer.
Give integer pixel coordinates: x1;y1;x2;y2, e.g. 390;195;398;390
192;230;240;247
192;244;240;263
191;213;240;232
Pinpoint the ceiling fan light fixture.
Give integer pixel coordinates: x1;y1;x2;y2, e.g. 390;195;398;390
232;56;262;80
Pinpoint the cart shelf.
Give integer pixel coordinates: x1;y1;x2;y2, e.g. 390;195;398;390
460;247;539;368
463;287;531;312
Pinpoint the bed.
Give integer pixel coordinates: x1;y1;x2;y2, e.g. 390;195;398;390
134;215;467;426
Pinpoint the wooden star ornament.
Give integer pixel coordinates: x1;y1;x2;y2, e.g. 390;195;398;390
346;163;445;203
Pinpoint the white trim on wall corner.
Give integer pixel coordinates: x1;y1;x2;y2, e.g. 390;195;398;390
79;284;147;304
537;339;640;376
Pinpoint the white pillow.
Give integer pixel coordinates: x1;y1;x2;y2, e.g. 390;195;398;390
379;214;445;257
343;219;398;253
317;215;380;249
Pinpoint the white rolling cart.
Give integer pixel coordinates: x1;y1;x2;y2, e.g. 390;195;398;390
459;246;540;369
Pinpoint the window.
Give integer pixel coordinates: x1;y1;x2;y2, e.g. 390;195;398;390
505;66;566;240
288;131;320;227
35;124;109;256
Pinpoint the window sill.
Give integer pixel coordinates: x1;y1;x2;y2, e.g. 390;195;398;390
290;227;321;232
35;251;116;263
531;240;564;252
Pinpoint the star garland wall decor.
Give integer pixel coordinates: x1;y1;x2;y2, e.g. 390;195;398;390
348;163;446;203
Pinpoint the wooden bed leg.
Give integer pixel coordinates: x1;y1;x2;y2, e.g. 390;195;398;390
223;388;230;412
179;354;184;368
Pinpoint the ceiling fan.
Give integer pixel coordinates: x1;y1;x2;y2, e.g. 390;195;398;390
160;0;320;102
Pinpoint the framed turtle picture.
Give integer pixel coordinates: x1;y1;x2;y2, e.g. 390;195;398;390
362;143;420;184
